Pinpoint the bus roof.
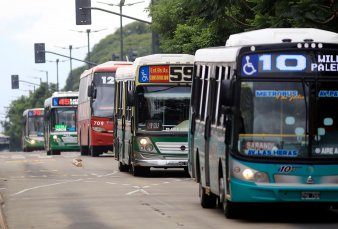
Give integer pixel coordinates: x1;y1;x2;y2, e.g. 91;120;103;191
195;28;338;63
134;54;194;65
80;61;132;79
51;91;78;97
225;28;338;47
194;46;241;63
115;65;136;81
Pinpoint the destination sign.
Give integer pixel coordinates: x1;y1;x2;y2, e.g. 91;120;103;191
94;72;115;85
52;97;78;106
241;52;338;76
28;110;43;116
139;65;193;83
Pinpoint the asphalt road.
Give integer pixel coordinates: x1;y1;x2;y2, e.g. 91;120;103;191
0;151;338;229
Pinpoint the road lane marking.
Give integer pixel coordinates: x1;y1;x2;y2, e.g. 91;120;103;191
10;179;83;196
126;186;149;196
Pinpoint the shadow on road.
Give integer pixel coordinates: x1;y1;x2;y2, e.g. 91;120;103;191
235;204;338;224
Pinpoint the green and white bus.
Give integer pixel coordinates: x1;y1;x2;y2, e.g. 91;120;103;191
189;28;338;218
22;108;44;152
44;91;79;155
115;54;194;176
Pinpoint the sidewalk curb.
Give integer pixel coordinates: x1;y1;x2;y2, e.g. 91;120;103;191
0;193;8;229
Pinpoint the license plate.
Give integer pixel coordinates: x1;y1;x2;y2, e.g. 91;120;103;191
301;191;320;200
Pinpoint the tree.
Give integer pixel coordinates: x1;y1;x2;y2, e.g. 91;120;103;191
149;0;338;54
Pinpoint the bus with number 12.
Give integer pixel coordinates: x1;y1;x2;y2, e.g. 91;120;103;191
44;91;79;155
77;61;131;157
115;54;194;176
189;28;338;218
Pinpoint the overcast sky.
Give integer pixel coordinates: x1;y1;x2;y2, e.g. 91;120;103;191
0;0;151;122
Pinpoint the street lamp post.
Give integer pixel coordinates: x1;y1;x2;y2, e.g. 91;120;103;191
35;69;48;88
97;1;145;61
55;45;86;80
71;28;107;68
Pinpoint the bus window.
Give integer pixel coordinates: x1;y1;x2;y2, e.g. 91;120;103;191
136;86;190;132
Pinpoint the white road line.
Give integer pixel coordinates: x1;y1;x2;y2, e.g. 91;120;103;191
106;182;117;185
11;155;25;159
10;179;83;196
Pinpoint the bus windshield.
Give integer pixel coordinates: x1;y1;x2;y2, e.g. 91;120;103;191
239;81;338;159
92;73;115;117
28;116;44;136
136;86;190;132
238;81;308;159
51;107;77;132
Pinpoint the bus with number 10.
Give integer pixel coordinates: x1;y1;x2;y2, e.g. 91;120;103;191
77;61;131;157
115;54;194;176
189;28;338;218
44;91;79;155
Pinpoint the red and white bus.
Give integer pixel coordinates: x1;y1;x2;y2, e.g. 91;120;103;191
77;61;131;156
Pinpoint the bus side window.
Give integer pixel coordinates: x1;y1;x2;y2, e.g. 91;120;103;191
200;65;209;121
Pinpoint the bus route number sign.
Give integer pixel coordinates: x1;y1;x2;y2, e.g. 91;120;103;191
28;110;43;116
241;53;338;76
139;65;193;83
52;97;78;106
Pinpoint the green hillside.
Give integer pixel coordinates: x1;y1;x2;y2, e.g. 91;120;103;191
64;21;153;91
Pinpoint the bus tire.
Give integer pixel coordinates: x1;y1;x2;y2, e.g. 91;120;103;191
90;146;99;157
51;150;61;155
47;150;52;156
224;200;238;219
199;183;216;208
118;162;129;172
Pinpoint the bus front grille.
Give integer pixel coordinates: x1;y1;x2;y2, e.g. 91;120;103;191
155;142;188;154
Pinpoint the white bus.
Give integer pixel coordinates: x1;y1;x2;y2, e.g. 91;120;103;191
189;28;338;218
44;91;79;155
115;54;194;176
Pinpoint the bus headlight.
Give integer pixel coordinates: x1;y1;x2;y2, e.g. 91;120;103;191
53;135;58;140
137;137;155;152
30;139;36;144
231;161;269;183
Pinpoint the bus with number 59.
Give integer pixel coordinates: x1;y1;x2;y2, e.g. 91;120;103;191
115;54;194;176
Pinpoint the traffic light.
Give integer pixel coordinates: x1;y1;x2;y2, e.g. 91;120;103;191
76;0;92;25
11;75;19;89
34;43;46;63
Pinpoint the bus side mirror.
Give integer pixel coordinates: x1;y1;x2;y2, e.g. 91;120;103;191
87;85;96;99
220;80;233;107
45;110;50;119
87;85;92;97
126;90;134;106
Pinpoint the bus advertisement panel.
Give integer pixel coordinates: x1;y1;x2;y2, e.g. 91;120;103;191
22;108;44;152
44;91;79;155
77;61;131;157
115;54;194;176
189;28;338;218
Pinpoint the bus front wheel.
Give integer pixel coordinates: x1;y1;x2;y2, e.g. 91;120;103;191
90;146;100;157
199;183;216;208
